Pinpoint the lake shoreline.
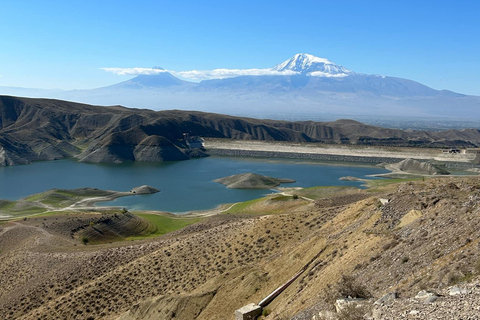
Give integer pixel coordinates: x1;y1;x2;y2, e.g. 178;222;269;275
0;156;389;213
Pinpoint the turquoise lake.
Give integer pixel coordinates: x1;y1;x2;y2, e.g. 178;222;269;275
0;156;388;213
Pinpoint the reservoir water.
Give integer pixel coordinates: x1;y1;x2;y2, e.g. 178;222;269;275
0;156;388;213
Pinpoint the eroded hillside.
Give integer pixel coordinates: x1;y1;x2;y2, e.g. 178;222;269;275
2;95;480;166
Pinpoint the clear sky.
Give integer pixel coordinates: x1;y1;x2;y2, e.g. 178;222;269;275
0;0;479;95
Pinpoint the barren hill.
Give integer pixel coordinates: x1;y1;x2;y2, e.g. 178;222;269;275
2;177;480;319
2;95;480;166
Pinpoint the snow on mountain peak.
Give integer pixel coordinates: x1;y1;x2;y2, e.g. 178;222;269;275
273;53;354;77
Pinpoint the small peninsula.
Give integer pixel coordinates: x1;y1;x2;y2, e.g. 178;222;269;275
214;173;296;189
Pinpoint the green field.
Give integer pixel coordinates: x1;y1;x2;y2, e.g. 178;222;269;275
222;197;266;214
0;188;124;219
133;213;201;239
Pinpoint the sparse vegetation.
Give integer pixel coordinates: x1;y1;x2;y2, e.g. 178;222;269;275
223;198;266;214
294;186;355;200
336;275;372;300
365;177;422;190
262;308;270;317
3;176;480;320
134;213;201;238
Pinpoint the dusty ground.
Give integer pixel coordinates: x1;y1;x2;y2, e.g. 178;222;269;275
2;177;480;319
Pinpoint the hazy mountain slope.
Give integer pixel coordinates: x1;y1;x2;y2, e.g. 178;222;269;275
105;72;192;89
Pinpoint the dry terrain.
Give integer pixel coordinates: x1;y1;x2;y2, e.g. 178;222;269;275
2;176;480;319
3;95;480;167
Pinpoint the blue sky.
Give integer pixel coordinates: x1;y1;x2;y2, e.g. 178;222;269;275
0;0;479;95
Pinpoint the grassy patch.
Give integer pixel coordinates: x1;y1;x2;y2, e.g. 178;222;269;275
25;190;77;207
222;198;266;214
133;213;201;239
0;200;16;210
366;177;422;190
0;200;47;217
24;188;115;208
269;195;293;202
295;186;356;200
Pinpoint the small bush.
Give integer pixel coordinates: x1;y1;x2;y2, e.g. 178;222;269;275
337;275;372;299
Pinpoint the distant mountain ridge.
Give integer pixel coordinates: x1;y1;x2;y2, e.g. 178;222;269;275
1;53;479;120
2;95;480;166
108;72;191;89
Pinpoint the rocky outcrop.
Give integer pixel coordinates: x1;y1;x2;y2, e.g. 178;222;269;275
214;173;295;189
130;185;160;194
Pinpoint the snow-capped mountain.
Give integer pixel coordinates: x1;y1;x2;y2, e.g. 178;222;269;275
273;53;353;77
2;53;480;120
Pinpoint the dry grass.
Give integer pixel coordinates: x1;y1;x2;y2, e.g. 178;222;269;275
2;177;480;320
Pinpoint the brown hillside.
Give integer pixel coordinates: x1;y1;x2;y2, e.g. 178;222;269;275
2;95;480;166
2;177;480;319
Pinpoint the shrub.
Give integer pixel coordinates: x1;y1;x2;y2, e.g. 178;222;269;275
337;275;372;299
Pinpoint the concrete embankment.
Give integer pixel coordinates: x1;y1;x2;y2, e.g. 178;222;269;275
204;140;480;169
207;148;401;164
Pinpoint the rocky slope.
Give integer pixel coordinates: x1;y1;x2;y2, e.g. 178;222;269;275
2;95;480;166
2;177;480;319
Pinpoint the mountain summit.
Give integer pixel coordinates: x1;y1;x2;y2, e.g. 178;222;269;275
273;53;353;77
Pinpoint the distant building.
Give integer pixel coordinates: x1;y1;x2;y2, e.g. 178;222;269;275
442;148;461;154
